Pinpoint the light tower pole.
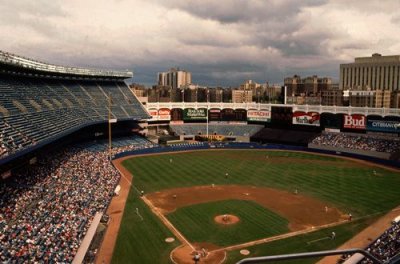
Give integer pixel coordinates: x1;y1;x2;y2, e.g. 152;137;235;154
206;89;209;139
108;93;112;161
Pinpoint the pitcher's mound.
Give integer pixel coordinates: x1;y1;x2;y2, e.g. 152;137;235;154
214;214;240;225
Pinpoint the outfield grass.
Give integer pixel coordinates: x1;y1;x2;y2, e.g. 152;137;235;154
227;216;379;264
167;200;289;246
122;150;400;216
112;191;179;264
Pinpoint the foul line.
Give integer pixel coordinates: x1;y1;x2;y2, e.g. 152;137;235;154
112;161;132;186
209;208;400;254
141;196;196;252
307;236;331;245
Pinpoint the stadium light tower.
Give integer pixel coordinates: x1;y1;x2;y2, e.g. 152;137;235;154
108;93;114;161
206;89;209;139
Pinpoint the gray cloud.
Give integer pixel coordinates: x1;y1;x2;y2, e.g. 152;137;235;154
154;0;327;24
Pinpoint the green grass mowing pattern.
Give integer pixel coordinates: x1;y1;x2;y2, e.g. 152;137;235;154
112;191;179;264
122;150;400;217
166;200;289;246
227;216;379;264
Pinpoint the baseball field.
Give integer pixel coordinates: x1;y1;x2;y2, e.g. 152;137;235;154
110;150;400;263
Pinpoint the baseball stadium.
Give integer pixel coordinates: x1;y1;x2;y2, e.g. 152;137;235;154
1;50;400;264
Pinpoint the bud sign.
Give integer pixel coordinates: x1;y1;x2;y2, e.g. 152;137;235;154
343;114;366;129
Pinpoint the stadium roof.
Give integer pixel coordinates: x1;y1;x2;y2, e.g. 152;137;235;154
0;50;133;79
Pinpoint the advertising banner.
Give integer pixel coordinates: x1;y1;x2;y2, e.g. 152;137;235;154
209;109;221;121
235;109;247;121
148;109;158;121
343;114;366;130
292;112;320;126
183;108;207;120
247;110;271;122
367;119;400;133
158;108;171;121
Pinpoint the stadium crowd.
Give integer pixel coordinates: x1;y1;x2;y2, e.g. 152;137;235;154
337;221;400;263
361;221;400;263
311;133;400;153
0;146;121;262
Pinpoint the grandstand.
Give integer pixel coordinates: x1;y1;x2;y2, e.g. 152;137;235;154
0;50;154;263
0;50;149;164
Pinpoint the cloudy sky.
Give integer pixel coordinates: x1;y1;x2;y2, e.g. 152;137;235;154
1;0;399;86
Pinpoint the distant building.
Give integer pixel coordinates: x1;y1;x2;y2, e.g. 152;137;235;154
265;85;283;103
391;91;400;108
158;68;192;89
284;75;332;96
208;87;224;102
347;90;391;108
340;53;400;91
286;96;321;105
240;80;261;91
232;90;252;103
321;89;344;106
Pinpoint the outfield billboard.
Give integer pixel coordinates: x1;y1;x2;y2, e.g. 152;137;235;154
234;109;247;121
183;108;207;120
158;108;171;121
170;108;183;121
292;112;320;126
367;119;400;133
247;110;271;122
209;109;221;121
148;109;158;121
320;113;342;129
221;108;236;121
343;114;366;130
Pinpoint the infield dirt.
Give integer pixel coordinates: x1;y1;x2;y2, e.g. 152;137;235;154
147;185;343;231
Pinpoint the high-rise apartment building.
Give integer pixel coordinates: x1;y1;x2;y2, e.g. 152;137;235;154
284;75;331;96
157;68;192;89
340;53;400;91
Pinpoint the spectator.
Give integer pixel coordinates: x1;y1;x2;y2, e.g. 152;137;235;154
311;133;400;154
0;140;151;262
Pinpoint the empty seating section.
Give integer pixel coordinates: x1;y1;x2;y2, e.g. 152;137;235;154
81;135;156;152
169;124;264;137
251;128;319;145
0;75;148;159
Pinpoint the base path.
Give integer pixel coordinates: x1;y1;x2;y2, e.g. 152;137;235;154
95;161;132;264
147;185;344;231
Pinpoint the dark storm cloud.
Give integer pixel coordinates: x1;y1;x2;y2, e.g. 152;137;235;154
155;0;327;24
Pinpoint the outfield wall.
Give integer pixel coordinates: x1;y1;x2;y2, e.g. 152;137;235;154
113;143;400;169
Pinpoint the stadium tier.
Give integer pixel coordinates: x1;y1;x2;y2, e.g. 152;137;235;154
0;51;149;162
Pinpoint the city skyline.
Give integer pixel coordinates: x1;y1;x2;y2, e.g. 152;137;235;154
1;0;399;86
